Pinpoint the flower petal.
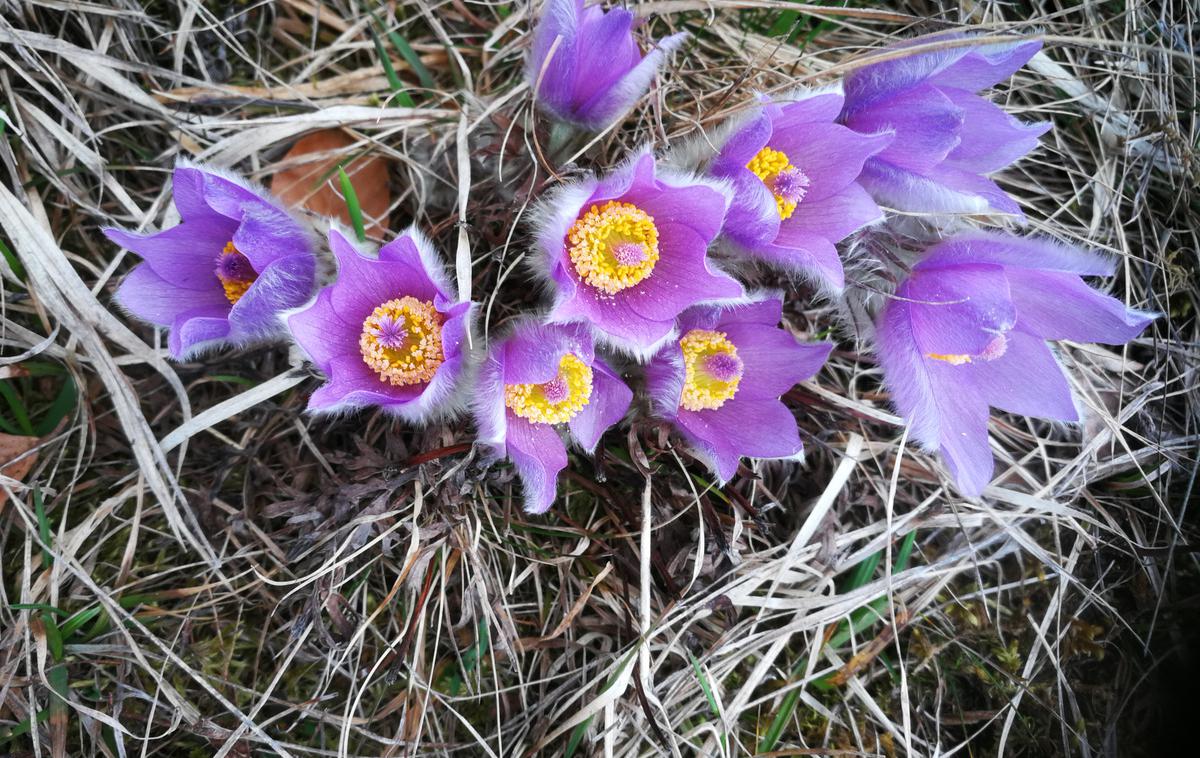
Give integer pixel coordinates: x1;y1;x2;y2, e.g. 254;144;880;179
932;38;1043;93
723;322;831;400
770;123;893;202
231;202;312;272
916;233;1117;276
957;330;1077;421
568;359;633;453
228;253;315;339
855;159;993;215
772;90;846;129
528;0;580;114
570;7;639;107
573;31;688;130
116;263;230;326
286;288;360;373
902;263;1015;357
507;415;569;514
782;181;883;244
623;220;744;322
1006;268;1156;344
105;223;234;290
843;85;963;174
940;89;1050;174
677;397;802;482
169;305;233;359
760;232;845;290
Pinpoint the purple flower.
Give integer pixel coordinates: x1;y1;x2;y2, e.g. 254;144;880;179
708;89;892;291
287;226;475;421
528;0;688;130
874;232;1156;496
474;320;633;513
645;294;832;482
531;149;744;355
840;33;1050;216
104;162;316;359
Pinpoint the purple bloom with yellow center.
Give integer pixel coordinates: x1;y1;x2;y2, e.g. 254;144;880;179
528;0;688;131
874;232;1156;496
708;89;892;291
531;149;744;355
840;33;1050;216
287;226;475;420
645;294;832;482
104;162;316;359
474;320;633;513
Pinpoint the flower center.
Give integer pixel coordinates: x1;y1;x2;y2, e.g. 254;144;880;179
359;296;444;386
215;242;258;304
746;147;810;220
679;329;743;411
504;353;594;425
567;200;660;295
926;332;1009;366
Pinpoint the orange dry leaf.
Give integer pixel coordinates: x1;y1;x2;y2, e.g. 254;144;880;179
271;129;391;239
0;432;40;507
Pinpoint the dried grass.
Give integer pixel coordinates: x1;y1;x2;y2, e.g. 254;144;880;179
0;1;1195;756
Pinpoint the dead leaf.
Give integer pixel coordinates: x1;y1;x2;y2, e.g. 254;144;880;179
0;432;40;507
271;129;390;239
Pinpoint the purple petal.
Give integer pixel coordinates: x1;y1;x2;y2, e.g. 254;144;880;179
116;263;229;326
702;295;783;330
378;231;454;302
783;181;883;244
591;151;652;206
1006;268;1156;344
902;263;1015;357
573;31;688;129
844;85;963;174
502;320;594;384
170;165;217;223
568;360;633;453
507;415;569;514
552;282;676;350
875;298;993;495
622;221;743;323
327;228;439;320
626;171;730;243
772;91;846;129
528;0;581;114
570;7;639;107
856;159;994;215
931;38;1043;93
940;88;1050;173
770;124;893;202
677;397;803;482
761;232;846;290
308;353;423;410
105;223;234;291
921;164;1023;215
196;169;276;222
169;305;232;359
917;233;1118;276
723;322;831;400
711;109;772;175
228;254;315;338
720;170;781;251
231;202;313;272
954;330;1077;421
287;288;360;373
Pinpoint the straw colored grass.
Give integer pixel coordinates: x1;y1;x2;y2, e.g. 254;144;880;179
0;1;1195;756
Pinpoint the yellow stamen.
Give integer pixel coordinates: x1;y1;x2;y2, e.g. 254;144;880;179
504;353;594;425
746;146;804;220
567;200;660;295
359;296;444;385
679;329;742;411
926;352;972;365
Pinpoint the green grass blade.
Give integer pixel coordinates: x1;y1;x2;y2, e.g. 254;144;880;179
0;379;35;435
33;375;75;436
369;24;416;107
337;166;367;242
34;488;51;570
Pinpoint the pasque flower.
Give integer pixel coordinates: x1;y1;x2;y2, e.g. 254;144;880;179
287;227;475;420
531;149;743;355
707;89;891;290
645;294;832;482
528;0;688;130
874;232;1156;496
840;33;1049;216
105;162;316;359
475;320;633;513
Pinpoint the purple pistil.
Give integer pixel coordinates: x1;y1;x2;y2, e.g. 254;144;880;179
612;242;648;267
370;314;409;350
704;352;744;382
541;375;571;404
773;167;811;205
216;250;256;282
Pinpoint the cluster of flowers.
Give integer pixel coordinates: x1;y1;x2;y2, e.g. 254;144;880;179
107;0;1154;511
